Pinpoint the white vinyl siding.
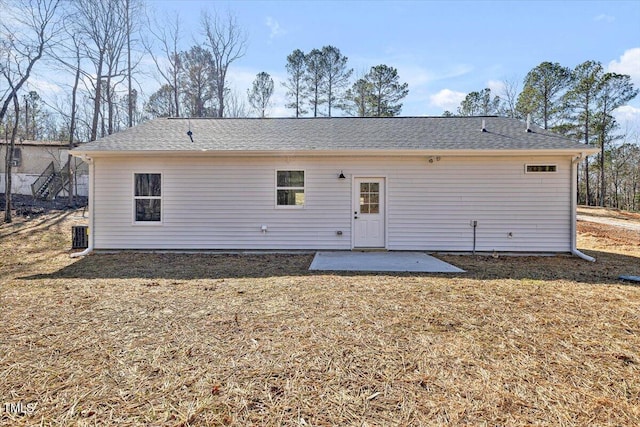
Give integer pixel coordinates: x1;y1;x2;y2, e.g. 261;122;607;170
92;155;572;252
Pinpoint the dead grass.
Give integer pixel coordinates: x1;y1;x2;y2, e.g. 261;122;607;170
1;210;639;426
578;205;640;222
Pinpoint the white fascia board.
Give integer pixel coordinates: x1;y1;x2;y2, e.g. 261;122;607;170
70;147;600;158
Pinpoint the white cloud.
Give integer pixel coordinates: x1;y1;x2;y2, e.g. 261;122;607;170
594;14;615;23
429;89;466;112
25;77;63;96
265;17;285;40
396;65;433;88
613;104;640;134
486;80;505;95
608;47;640;86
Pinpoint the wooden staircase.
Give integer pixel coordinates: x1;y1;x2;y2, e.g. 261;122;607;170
31;161;71;200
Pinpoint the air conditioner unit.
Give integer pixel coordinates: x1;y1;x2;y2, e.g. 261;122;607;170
72;225;89;249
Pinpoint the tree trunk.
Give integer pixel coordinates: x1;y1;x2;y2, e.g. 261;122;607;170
584;159;590;206
599;115;606;207
107;73;113;135
583;104;591;206
4;95;20;223
126;0;133;127
68;40;81;207
90;55;104;141
24;97;29;139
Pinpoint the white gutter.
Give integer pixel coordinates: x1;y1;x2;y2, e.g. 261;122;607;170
570;154;595;262
70;156;94;257
69;147;600;159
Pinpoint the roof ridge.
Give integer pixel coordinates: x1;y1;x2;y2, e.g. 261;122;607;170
165;115;504;120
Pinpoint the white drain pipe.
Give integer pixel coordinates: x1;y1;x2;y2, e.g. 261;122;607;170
571;154;595;262
71;156;94;257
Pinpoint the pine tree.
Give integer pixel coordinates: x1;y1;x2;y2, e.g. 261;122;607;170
304;49;325;117
247;72;274;118
283;49;307;117
457;88;501;116
320;45;352;117
516;61;571;129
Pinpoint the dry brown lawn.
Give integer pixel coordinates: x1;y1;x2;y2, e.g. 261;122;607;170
1;209;639;426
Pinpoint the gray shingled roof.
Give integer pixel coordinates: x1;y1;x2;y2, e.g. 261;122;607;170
73;116;592;154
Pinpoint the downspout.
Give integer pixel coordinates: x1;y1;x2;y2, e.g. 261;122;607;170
571;154;595;262
71;156;94;257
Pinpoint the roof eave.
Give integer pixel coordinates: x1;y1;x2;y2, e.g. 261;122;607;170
70;147;599;158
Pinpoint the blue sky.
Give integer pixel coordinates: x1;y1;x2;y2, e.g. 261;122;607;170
147;0;640;129
29;1;640;134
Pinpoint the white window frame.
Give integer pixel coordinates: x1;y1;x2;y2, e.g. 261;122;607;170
525;164;557;174
11;147;22;167
133;172;163;225
275;169;305;209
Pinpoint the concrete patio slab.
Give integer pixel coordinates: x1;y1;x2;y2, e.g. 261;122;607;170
309;251;465;273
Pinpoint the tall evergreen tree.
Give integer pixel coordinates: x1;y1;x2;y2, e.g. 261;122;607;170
516;61;571;129
22;91;43;139
457;88;501;116
344;78;374;117
564;60;604;206
179;45;216;117
283;49;307;117
365;64;409;117
145;84;177;118
594;72;638;206
247;71;274;118
304;49;325;117
320;45;352;117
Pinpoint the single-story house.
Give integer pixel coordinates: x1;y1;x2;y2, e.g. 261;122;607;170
1;139;89;198
70;116;598;258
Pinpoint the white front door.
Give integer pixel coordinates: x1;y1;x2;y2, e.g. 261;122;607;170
353;178;385;248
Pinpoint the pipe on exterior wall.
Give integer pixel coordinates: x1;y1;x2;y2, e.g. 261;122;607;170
570;154;595;262
71;156;94;258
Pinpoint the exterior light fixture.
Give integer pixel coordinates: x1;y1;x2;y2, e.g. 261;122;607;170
338;171;346;179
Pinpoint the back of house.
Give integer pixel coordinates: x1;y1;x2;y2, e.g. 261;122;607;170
70;116;597;253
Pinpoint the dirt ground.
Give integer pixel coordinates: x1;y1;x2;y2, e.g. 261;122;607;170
577;205;640;233
0;208;638;426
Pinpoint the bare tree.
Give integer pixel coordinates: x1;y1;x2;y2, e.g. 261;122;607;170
500;76;520;118
0;0;62;125
75;0;130;140
144;9;183;117
1;0;62;218
201;9;247;118
225;88;248;118
103;3;128;136
126;0;133;127
65;33;83;206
